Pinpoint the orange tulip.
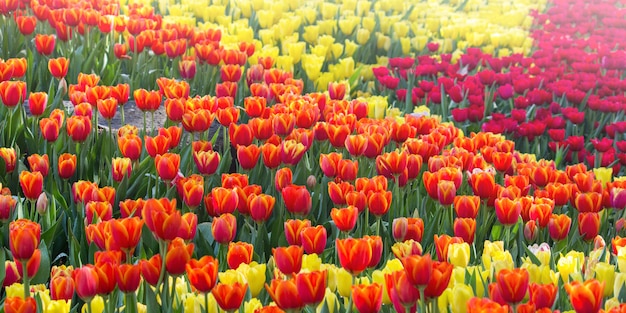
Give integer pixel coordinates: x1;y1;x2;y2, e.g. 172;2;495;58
19;171;43;201
133;89;162;112
574;192;603;213
376;150;408;177
466;297;509;313
454;218;476;244
424;261;454;298
48;57;69;79
212;282;248;311
352;283;383;313
27;154;49;178
66;115;91;142
470;171;496;199
249;193;276;223
50;274;74;300
326;124;351;148
4;297;37;313
16;249;41;279
212;213;237;244
336;238;372;275
182;109;213;133
300;225;327;255
111;157;132;183
211;187;239;215
295;270;326;306
494;197;522;226
320;152;342;178
367;190;392;217
154;153;180;182
229;123;254;147
166;237;194;276
217;106;240;127
58;153;77;179
177;176;203;209
401;254;433;287
250;118;274;141
85;201;113;224
273;245;303;276
565;279;604;313
119;198;144;218
39;118;60;142
97;98;118;120
529;283;557;309
109;217;144;255
331;206;359;232
140;254;162;286
495;268;529;304
186;255;219;293
261;142;281;169
27;92;47;116
72;180;98;204
266;279;304;311
35;34;55;55
280;139;308;166
0;147;16;174
0;195;16;222
392;217;424;242
193;150;220;176
437;180;457;206
237;144;261;170
116;264;141;293
227;242;253;270
244;96;266;118
0;80;25;107
284;219;311;246
282;184;312;217
142;198;181;241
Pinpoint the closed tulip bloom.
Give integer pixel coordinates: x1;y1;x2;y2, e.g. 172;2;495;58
434;234;463;262
367;190;392;217
265;278;304;311
364;235;383;268
212;213;237;244
437;180;457;206
97;98;117;120
154;153;180;182
211;187;238;215
237;144;261;170
19;170;43;200
392;217;425;242
182;109;213;133
331;206;359;232
111;157;132;182
574;192;603;213
496;268;529;304
300;225;327;255
227;242;254;270
4;297;37;313
39;118;60;142
58;153;77;179
35;34;55;55
529;283;557;309
282;184;312;216
133;89;161;112
212;282;248;311
25;154;49;178
27;92;47;116
273;245;304;276
494;197;522;226
391;240;423;259
48;57;69;79
116;264;141;293
140;254;162;286
51;275;75;300
109;217;143;255
401;254;433;286
142;198;181;242
229;123;254;147
565;279;604;313
9;219;41;262
548;214;571;241
165;237;194;276
65;115;92;142
0;195;16;222
284;219;311;246
295;270;327;306
466;297;509;313
352;283;383;313
0;148;15;174
578;212;601;241
144;134;170;158
424;261;454;298
249;193;276;223
85;201;112;224
470;171;496;199
73;266;99;302
186;256;219;293
336;238;372;275
385;270;420;311
194;150;220;176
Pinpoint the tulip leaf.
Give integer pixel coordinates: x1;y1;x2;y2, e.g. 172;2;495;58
0;248;5;287
144;282;160;312
319;298;331;313
195;222;215;257
41;216;60;249
619;280;626;303
31;241;51;285
522;245;542;266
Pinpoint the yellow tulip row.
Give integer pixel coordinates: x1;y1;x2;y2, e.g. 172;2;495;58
115;0;546;93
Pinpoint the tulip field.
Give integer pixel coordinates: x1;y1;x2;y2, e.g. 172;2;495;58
3;0;626;311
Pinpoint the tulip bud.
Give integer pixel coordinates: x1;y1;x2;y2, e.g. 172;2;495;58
58;78;67;96
306;175;317;189
524;220;538;243
617;218;626;236
36;192;48;215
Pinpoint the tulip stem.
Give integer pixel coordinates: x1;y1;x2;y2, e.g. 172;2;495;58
418;287;426;313
22;259;30;298
87;300;93;313
125;293;137;313
204;293;210;313
170;276;178;311
346;275;355;312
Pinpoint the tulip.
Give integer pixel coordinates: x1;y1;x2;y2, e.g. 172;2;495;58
142;198;181;242
66;115;91;142
385;270;420;312
454;195;480;219
116;264;141;293
73;266;99;302
39;118;60;142
578;212;601;241
249;194;276;223
295;270;327;306
352;283;383;313
35;34;55;55
48;57;69;79
165;237;194;276
212;213;237;244
19;171;43;201
434;234;463;262
50;274;74;300
565;279;604;313
265;279;304;311
111;157;132;183
336;238;372;276
424;261;454;299
140;254;162;286
529;283;557;309
186;256;219;293
109;217;143;256
281;184;312;216
193;150;220;177
9;219;41;262
0;194;16;222
212;282;248;312
300;225;327;255
154;153;180;182
221;173;249;189
273;245;303;276
4;297;37;313
494;268;529;304
494;197;522;226
227;242;253;270
331;206;359;232
284;219;311;246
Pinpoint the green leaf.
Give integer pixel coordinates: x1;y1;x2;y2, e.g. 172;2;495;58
522;245;542;266
0;247;6;286
31;241;51;284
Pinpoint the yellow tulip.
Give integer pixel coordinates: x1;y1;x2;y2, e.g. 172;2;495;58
318;20;336;35
243;299;263;313
340;0;356;12
614;273;626;299
557;253;582;283
311;45;328;59
356;1;372;17
450;284;474;313
320;3;338;20
392;22;410;39
335;268;355;297
321;264;339;292
426;17;440;33
82;296;105;313
465;266;489;297
330;43;344;60
318;35;335;48
316;72;336;92
595;262;616;297
316;288;338;313
356;28;370;45
276;56;294;72
218;268;247;286
490;251;514;278
258;29;275;46
339;16;359;35
183;293;217;313
449;242;471;268
365;96;388;119
287;42;306;63
302;254;322;272
344;40;358;58
299;8;317;24
6;283;25;299
251;0;264;11
593;167;613;186
400;38;411;55
238;0;252;18
361;16;376;32
240;262;267;298
303;26;319;44
376;34;391;51
384;258;404;272
46;300;71;313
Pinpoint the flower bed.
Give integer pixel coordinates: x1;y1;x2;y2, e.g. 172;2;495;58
0;0;625;312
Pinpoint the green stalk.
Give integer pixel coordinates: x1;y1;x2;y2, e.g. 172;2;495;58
22;259;30;298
